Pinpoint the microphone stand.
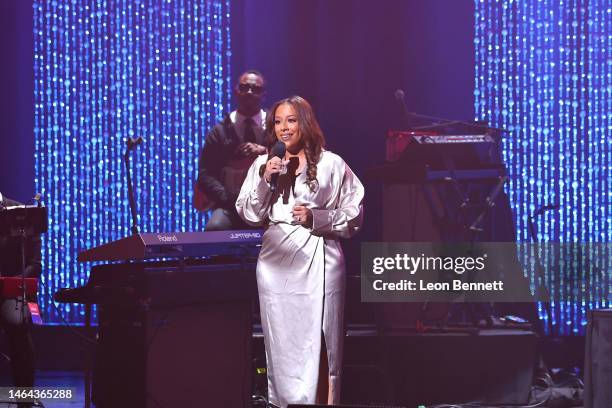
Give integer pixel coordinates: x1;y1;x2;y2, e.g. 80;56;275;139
528;205;559;336
124;137;143;235
19;211;27;323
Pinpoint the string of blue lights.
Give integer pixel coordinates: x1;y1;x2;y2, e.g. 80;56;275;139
33;0;231;324
475;0;610;334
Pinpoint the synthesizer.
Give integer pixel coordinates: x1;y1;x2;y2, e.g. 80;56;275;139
77;229;263;262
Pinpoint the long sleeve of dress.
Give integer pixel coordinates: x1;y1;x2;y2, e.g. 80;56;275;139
235;155;272;226
310;160;364;239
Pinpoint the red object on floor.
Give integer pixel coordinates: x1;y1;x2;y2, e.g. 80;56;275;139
0;277;38;299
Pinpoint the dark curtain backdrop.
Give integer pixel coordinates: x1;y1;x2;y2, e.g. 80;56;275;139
232;0;475;273
0;1;34;202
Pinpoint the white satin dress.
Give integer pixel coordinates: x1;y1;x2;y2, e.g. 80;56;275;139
236;150;364;407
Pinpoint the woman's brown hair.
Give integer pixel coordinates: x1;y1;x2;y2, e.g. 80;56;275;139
260;96;326;191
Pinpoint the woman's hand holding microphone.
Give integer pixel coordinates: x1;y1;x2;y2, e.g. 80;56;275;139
264;156;287;183
264;157;312;228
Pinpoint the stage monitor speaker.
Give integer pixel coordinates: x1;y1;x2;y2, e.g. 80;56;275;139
93;301;252;408
584;308;612;408
341;330;536;406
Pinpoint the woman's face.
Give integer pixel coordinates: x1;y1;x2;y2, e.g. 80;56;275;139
274;103;302;153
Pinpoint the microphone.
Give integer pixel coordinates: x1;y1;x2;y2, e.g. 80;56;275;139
126;136;144;150
270;141;286;193
394;89;405;103
394;89;411;128
124;137;144;234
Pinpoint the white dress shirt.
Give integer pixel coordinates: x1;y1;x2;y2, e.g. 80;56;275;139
230;109;267;144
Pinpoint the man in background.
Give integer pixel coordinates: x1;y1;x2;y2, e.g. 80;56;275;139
195;70;268;230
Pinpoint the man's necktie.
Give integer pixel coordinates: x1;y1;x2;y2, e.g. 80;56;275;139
244;117;256;143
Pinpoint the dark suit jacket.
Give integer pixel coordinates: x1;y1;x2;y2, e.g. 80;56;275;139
197;113;268;209
197;114;242;208
0;197;42;278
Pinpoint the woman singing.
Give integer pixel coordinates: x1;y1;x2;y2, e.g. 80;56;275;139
236;96;364;407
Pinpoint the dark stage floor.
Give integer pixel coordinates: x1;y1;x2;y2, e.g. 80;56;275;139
0;325;585;408
0;370;84;408
0;369;584;408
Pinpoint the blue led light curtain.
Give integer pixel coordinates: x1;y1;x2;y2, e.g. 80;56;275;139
475;0;610;334
33;0;231;324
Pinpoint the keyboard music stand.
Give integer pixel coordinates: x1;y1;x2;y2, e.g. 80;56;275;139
0;204;47;323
